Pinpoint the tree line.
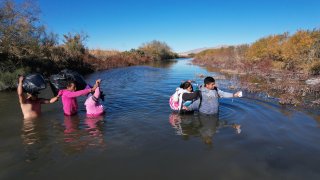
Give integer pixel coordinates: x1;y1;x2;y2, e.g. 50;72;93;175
0;0;177;90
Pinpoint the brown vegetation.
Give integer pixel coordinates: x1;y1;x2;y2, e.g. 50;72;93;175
86;49;152;70
193;30;320;106
194;29;320;75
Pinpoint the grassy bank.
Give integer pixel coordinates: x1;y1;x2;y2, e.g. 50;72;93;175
193;30;320;106
0;41;178;91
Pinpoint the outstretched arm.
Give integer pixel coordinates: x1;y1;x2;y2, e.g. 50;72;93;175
39;98;56;104
64;79;101;98
39;92;61;104
64;89;91;98
49;96;60;103
233;91;242;97
17;76;26;104
40;95;60;104
217;89;234;98
39;90;61;104
217;89;242;98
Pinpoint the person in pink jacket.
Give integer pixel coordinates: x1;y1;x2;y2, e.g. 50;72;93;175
84;80;105;117
51;79;100;116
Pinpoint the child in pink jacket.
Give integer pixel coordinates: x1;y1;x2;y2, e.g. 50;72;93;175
84;81;105;117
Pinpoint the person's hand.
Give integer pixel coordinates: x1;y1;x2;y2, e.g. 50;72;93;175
18;75;24;83
234;91;242;97
49;96;59;103
232;124;241;134
182;106;189;110
95;79;101;85
91;79;101;92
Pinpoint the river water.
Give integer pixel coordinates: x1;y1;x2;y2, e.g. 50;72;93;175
0;58;320;180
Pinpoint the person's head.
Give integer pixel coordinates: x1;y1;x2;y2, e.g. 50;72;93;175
180;81;193;92
204;77;216;90
66;80;77;91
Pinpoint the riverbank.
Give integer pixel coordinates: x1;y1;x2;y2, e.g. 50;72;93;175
0;42;178;91
192;29;320;107
193;60;320;107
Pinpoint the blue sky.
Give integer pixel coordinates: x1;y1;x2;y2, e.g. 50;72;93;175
36;0;320;52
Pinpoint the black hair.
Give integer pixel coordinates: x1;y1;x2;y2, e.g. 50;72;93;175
180;81;193;90
204;77;215;85
203;77;218;91
66;80;77;87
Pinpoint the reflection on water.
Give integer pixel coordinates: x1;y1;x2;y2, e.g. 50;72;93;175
63;115;106;154
21;115;107;162
146;59;178;68
85;116;105;137
169;112;241;145
21;118;44;162
63;115;81;146
22;119;40;146
1;58;320;180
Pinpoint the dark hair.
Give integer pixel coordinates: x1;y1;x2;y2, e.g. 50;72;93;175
66;80;77;87
180;81;193;90
204;77;218;91
204;77;215;85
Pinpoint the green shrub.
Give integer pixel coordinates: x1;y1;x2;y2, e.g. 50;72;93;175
0;68;26;90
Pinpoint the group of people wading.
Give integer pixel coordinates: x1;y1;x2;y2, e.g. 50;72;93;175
169;76;242;115
17;70;241;120
17;71;104;120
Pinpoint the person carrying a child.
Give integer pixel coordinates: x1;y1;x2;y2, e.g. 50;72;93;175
169;81;200;112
